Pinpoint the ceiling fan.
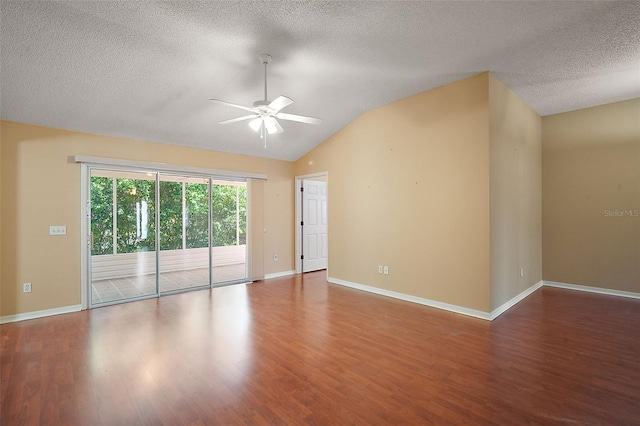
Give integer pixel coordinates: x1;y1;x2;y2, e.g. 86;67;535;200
210;54;322;147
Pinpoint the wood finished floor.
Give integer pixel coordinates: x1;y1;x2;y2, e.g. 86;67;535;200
1;271;639;425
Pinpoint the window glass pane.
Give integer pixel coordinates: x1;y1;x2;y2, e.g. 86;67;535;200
211;181;247;284
186;182;209;249
116;177;156;253
91;176;113;255
91;170;157;306
238;185;247;245
159;181;183;250
212;184;240;247
159;175;209;293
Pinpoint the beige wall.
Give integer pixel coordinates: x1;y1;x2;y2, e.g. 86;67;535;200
0;121;295;317
248;179;265;281
3;75;632;320
296;73;492;311
0;126;2;312
542;99;640;292
489;74;542;310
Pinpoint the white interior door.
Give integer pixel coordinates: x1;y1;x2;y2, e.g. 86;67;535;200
302;179;328;272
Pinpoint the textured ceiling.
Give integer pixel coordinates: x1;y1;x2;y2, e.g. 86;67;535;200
1;1;639;161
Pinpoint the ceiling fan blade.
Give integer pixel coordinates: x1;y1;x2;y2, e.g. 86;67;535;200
219;114;257;124
276;112;322;125
268;95;294;112
210;99;255;113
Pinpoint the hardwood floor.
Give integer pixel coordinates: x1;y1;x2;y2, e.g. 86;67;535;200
2;271;639;425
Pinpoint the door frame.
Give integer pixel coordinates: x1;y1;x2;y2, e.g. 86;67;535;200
294;172;328;274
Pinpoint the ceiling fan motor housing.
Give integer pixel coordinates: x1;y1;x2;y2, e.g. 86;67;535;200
253;100;271;110
259;54;272;64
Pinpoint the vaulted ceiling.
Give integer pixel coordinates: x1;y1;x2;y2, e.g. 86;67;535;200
1;1;638;161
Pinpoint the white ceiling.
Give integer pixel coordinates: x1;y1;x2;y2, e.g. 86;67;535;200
1;1;639;161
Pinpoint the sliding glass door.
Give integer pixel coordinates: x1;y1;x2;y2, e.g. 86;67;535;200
211;181;247;284
89;169;248;307
90;170;158;305
158;175;210;293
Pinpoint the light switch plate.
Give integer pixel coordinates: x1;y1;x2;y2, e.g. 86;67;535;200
49;225;67;236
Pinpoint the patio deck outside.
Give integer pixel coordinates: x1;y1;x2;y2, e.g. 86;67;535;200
91;245;246;305
92;264;246;304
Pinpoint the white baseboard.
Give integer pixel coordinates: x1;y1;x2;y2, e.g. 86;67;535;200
328;277;545;321
264;270;296;280
3;280;634;325
543;280;640;299
327;276;638;322
490;281;543;320
328;277;492;320
0;304;82;324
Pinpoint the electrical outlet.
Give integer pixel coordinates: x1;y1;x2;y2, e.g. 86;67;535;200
378;265;383;274
383;266;389;275
23;282;32;293
520;268;524;277
273;254;278;261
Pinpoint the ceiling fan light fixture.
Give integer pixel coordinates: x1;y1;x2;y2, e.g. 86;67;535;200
249;117;263;132
264;117;279;134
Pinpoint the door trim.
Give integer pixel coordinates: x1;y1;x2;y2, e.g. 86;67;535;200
80;164;89;309
294;172;328;274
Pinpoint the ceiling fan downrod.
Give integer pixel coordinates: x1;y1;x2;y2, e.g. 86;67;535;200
259;54;272;102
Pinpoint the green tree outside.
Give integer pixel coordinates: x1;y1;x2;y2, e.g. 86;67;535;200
159;181;183;250
90;176;246;255
185;183;209;248
90;176;113;255
212;184;246;247
116;178;156;253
